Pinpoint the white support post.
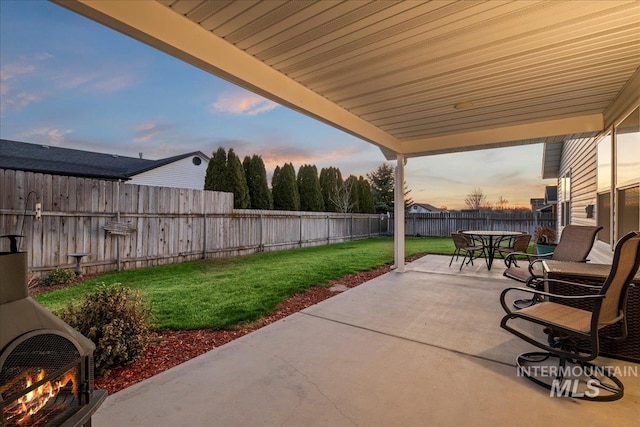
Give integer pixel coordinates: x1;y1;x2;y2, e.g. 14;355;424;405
394;154;406;272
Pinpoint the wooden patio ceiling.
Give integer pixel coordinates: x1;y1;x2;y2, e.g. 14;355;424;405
53;1;640;159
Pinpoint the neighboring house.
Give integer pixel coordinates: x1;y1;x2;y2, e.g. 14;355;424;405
408;203;447;214
530;198;545;211
541;92;639;263
533;186;558;213
0;139;209;190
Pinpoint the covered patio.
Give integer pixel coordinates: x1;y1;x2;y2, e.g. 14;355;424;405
93;256;639;426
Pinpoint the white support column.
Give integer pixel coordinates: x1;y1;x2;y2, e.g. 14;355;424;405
394;154;406;272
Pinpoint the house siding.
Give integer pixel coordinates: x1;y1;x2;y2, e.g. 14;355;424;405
129;155;208;190
557;136;613;263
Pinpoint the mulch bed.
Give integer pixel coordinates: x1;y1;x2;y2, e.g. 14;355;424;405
30;255;424;395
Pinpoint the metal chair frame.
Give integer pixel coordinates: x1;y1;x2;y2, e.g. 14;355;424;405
449;232;485;271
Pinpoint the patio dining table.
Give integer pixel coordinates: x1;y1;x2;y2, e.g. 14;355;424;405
461;230;523;271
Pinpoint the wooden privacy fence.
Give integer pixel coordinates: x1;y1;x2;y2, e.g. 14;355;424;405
396;211;556;237
0;169;389;277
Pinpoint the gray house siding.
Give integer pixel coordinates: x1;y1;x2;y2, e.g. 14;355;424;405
559;137;598;226
557;136;612;263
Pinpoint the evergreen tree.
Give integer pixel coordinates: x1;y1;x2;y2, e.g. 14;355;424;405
227;149;250;209
357;176;375;213
297;164;324;211
367;163;412;213
272;163;299;210
271;165;281;189
271;165;281;208
244;155;272;209
319;167;343;212
204;147;229;192
368;163;395;213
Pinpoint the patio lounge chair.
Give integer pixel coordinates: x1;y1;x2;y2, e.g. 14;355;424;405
449;232;485;271
503;225;602;285
499;231;640;401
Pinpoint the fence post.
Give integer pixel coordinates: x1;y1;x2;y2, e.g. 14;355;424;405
202;212;207;259
327;215;330;244
350;215;353;241
115;212;121;271
259;214;263;252
299;214;303;248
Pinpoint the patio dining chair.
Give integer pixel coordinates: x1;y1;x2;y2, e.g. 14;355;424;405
499;231;640;401
449;232;485;271
496;233;531;266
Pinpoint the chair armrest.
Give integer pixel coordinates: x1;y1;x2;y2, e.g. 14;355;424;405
538;278;603;290
504;251;537;262
527;258;548;277
499;286;604;314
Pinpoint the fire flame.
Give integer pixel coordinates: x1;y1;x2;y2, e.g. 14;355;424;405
8;369;76;425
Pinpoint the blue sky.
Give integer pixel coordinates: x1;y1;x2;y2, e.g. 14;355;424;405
1;1;552;209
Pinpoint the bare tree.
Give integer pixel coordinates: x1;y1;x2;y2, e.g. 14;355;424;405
496;196;509;210
464;187;487;210
329;178;356;213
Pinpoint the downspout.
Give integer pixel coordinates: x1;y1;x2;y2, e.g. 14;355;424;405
394;154;406;272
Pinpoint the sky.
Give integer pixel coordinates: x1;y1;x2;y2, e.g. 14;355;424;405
0;1;554;210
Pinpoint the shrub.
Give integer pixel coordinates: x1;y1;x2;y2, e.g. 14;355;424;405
534;226;556;244
40;268;76;287
58;283;151;376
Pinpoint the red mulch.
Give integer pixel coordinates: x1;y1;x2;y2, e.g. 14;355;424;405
31;256;424;395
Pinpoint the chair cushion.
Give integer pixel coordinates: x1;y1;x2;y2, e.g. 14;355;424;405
518;302;591;333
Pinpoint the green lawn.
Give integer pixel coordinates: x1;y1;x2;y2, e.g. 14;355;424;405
36;237;455;330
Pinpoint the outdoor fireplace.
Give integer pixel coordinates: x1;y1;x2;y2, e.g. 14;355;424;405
0;251;106;426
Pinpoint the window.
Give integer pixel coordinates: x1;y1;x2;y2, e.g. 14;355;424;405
560;171;571;226
596;133;612;243
615;107;639;238
597;193;611;244
618;186;639;237
616;108;640;187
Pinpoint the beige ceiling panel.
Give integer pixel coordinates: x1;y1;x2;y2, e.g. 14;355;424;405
253;2;386;64
278;1;476;76
166;0;202;16
317;18;638;100
185;1;233;25
227;1;313;47
236;2;343;54
197;1;256;32
213;1;289;38
366;62;636;122
364;77;627;125
301;3;583;91
349;51;639;116
255;2;406;64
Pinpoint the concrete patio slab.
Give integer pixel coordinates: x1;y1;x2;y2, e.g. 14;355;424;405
93;255;640;427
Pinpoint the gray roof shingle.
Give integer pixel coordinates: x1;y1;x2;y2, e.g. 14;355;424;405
0;139;207;180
